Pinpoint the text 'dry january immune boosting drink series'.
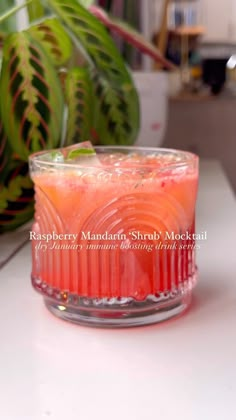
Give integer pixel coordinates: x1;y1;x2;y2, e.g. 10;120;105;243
29;143;199;327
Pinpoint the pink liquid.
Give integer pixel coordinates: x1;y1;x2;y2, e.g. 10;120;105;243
31;152;198;300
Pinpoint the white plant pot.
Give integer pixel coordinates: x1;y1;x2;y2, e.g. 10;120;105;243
132;71;169;148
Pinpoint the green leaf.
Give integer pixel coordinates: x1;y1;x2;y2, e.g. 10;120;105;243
0;0;17;33
90;6;176;70
27;0;45;23
28;18;72;67
45;0;139;145
0;0;32;26
64;67;94;146
0;162;34;233
46;0;131;83
0;117;11;183
0;31;64;161
0;113;27;183
89;67;139;145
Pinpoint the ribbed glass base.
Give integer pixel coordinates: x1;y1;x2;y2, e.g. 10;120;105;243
44;292;192;328
32;271;196;327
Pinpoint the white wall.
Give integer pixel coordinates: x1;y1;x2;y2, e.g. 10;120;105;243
163;98;236;193
15;0;29;30
140;0;156;70
200;0;235;43
228;0;236;41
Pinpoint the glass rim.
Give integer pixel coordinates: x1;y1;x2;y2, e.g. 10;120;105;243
29;145;199;172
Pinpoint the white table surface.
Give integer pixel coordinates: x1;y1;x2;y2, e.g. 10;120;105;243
0;160;236;420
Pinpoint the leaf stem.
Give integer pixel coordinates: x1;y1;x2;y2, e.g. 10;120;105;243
0;0;33;25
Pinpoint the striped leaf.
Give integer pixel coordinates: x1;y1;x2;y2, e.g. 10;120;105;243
89;68;138;145
90;6;176;70
28;18;72;67
0;114;34;233
0;112;28;181
0;118;11;182
0;31;64;161
45;0;139;145
0;161;34;233
65;67;94;145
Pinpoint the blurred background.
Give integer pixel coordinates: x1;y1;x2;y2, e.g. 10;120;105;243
1;0;236;192
97;0;236;194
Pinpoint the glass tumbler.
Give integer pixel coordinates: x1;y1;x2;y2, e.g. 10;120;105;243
29;146;199;327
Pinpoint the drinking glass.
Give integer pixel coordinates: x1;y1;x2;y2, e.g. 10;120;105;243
29;146;199;327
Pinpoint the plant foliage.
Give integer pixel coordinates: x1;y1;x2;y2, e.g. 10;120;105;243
0;0;174;232
0;31;64;161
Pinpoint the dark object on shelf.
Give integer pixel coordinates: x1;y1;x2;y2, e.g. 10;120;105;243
199;43;236;95
202;58;228;95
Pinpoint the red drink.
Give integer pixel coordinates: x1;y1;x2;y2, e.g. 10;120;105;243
30;146;198;327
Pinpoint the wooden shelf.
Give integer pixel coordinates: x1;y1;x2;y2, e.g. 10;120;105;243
169;25;205;36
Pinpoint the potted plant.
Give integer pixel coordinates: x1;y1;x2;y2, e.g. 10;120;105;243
0;0;174;233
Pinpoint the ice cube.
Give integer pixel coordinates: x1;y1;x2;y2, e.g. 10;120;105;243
50;151;65;162
39;150;64;163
